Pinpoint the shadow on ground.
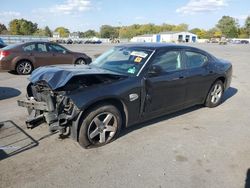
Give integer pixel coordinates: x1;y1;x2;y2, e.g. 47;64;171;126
222;87;238;103
8;70;18;75
0;87;21;100
120;87;237;138
245;169;250;188
0;121;56;161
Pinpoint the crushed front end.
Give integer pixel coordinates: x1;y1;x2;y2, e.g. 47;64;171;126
17;81;80;135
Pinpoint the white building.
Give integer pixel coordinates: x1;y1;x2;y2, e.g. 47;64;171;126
131;31;197;43
69;32;80;39
130;34;154;43
53;32;60;38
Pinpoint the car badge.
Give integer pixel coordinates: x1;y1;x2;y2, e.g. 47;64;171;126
129;93;139;101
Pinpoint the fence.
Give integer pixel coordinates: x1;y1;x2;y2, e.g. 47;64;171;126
0;35;130;44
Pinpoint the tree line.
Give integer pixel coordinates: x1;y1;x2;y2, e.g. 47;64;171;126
0;16;250;39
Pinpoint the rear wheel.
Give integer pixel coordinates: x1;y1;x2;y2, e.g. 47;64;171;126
75;58;86;65
79;104;122;148
205;80;224;108
16;60;33;75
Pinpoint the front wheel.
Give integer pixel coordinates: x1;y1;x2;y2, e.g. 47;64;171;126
79;104;122;148
205;80;224;108
75;58;86;65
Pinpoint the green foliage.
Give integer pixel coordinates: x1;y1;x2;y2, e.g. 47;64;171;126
216;16;239;38
100;25;119;38
118;23;188;39
207;28;222;38
0;23;8;34
9;19;38;35
33;26;52;37
245;16;250;37
55;27;70;37
79;30;98;38
44;26;52;37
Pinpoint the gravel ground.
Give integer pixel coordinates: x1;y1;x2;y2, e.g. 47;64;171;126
0;43;250;188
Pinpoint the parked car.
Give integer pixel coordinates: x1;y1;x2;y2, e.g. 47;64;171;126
84;40;102;44
18;43;232;148
0;41;92;75
0;38;7;48
241;40;249;44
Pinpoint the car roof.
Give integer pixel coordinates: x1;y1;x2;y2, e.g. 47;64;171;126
117;42;201;51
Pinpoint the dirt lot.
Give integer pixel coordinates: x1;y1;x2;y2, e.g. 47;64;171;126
0;43;250;188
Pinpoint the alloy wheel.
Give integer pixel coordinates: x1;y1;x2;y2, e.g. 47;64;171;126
17;61;32;74
87;112;118;144
210;83;223;104
76;59;86;65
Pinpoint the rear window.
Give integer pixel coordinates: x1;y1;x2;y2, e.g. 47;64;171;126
1;44;19;50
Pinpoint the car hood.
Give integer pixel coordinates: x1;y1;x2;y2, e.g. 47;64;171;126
29;64;123;90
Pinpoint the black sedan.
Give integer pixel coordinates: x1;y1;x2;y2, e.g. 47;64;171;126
0;38;7;48
18;43;232;148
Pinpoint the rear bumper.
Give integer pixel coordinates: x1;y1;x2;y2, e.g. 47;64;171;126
0;60;13;71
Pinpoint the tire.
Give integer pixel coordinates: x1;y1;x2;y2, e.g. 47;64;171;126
16;60;33;75
79;104;122;148
205;80;224;108
75;58;86;65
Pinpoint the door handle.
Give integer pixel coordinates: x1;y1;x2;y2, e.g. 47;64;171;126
171;76;185;81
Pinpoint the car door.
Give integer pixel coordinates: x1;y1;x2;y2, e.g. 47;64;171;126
183;50;215;104
47;43;73;65
33;43;54;67
143;50;187;116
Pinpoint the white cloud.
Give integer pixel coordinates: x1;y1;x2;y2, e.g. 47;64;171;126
235;14;249;20
0;11;21;25
135;16;145;20
50;0;92;15
176;0;228;14
0;11;20;18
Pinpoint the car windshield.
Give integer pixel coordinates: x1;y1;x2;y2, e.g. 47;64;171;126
91;47;153;76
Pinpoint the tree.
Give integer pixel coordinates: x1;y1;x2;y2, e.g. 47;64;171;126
189;28;202;35
79;30;98;38
245;16;250;37
207;28;222;38
44;26;52;37
55;27;70;37
9;19;38;35
100;25;119;38
216;16;239;38
0;23;7;34
172;23;188;32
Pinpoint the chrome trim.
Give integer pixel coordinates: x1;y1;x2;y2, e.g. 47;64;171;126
136;50;156;76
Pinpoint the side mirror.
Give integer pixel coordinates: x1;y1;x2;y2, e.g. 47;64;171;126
147;65;163;77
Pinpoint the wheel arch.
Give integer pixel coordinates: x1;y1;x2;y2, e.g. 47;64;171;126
15;59;34;70
74;57;85;64
75;98;128;141
215;76;227;89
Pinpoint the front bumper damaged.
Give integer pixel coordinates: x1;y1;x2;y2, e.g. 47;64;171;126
17;95;80;135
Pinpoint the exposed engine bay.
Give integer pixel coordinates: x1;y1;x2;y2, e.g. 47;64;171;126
17;74;124;136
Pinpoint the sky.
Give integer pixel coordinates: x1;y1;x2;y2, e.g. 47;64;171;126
0;0;249;32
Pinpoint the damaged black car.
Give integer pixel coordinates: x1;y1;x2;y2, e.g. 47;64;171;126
18;43;232;148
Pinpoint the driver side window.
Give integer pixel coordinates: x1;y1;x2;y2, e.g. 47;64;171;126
152;50;183;72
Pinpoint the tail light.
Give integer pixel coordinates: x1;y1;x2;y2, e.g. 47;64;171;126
0;51;10;57
0;50;10;60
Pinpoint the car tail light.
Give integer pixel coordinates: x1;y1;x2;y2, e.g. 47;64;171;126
0;50;10;60
0;51;10;57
